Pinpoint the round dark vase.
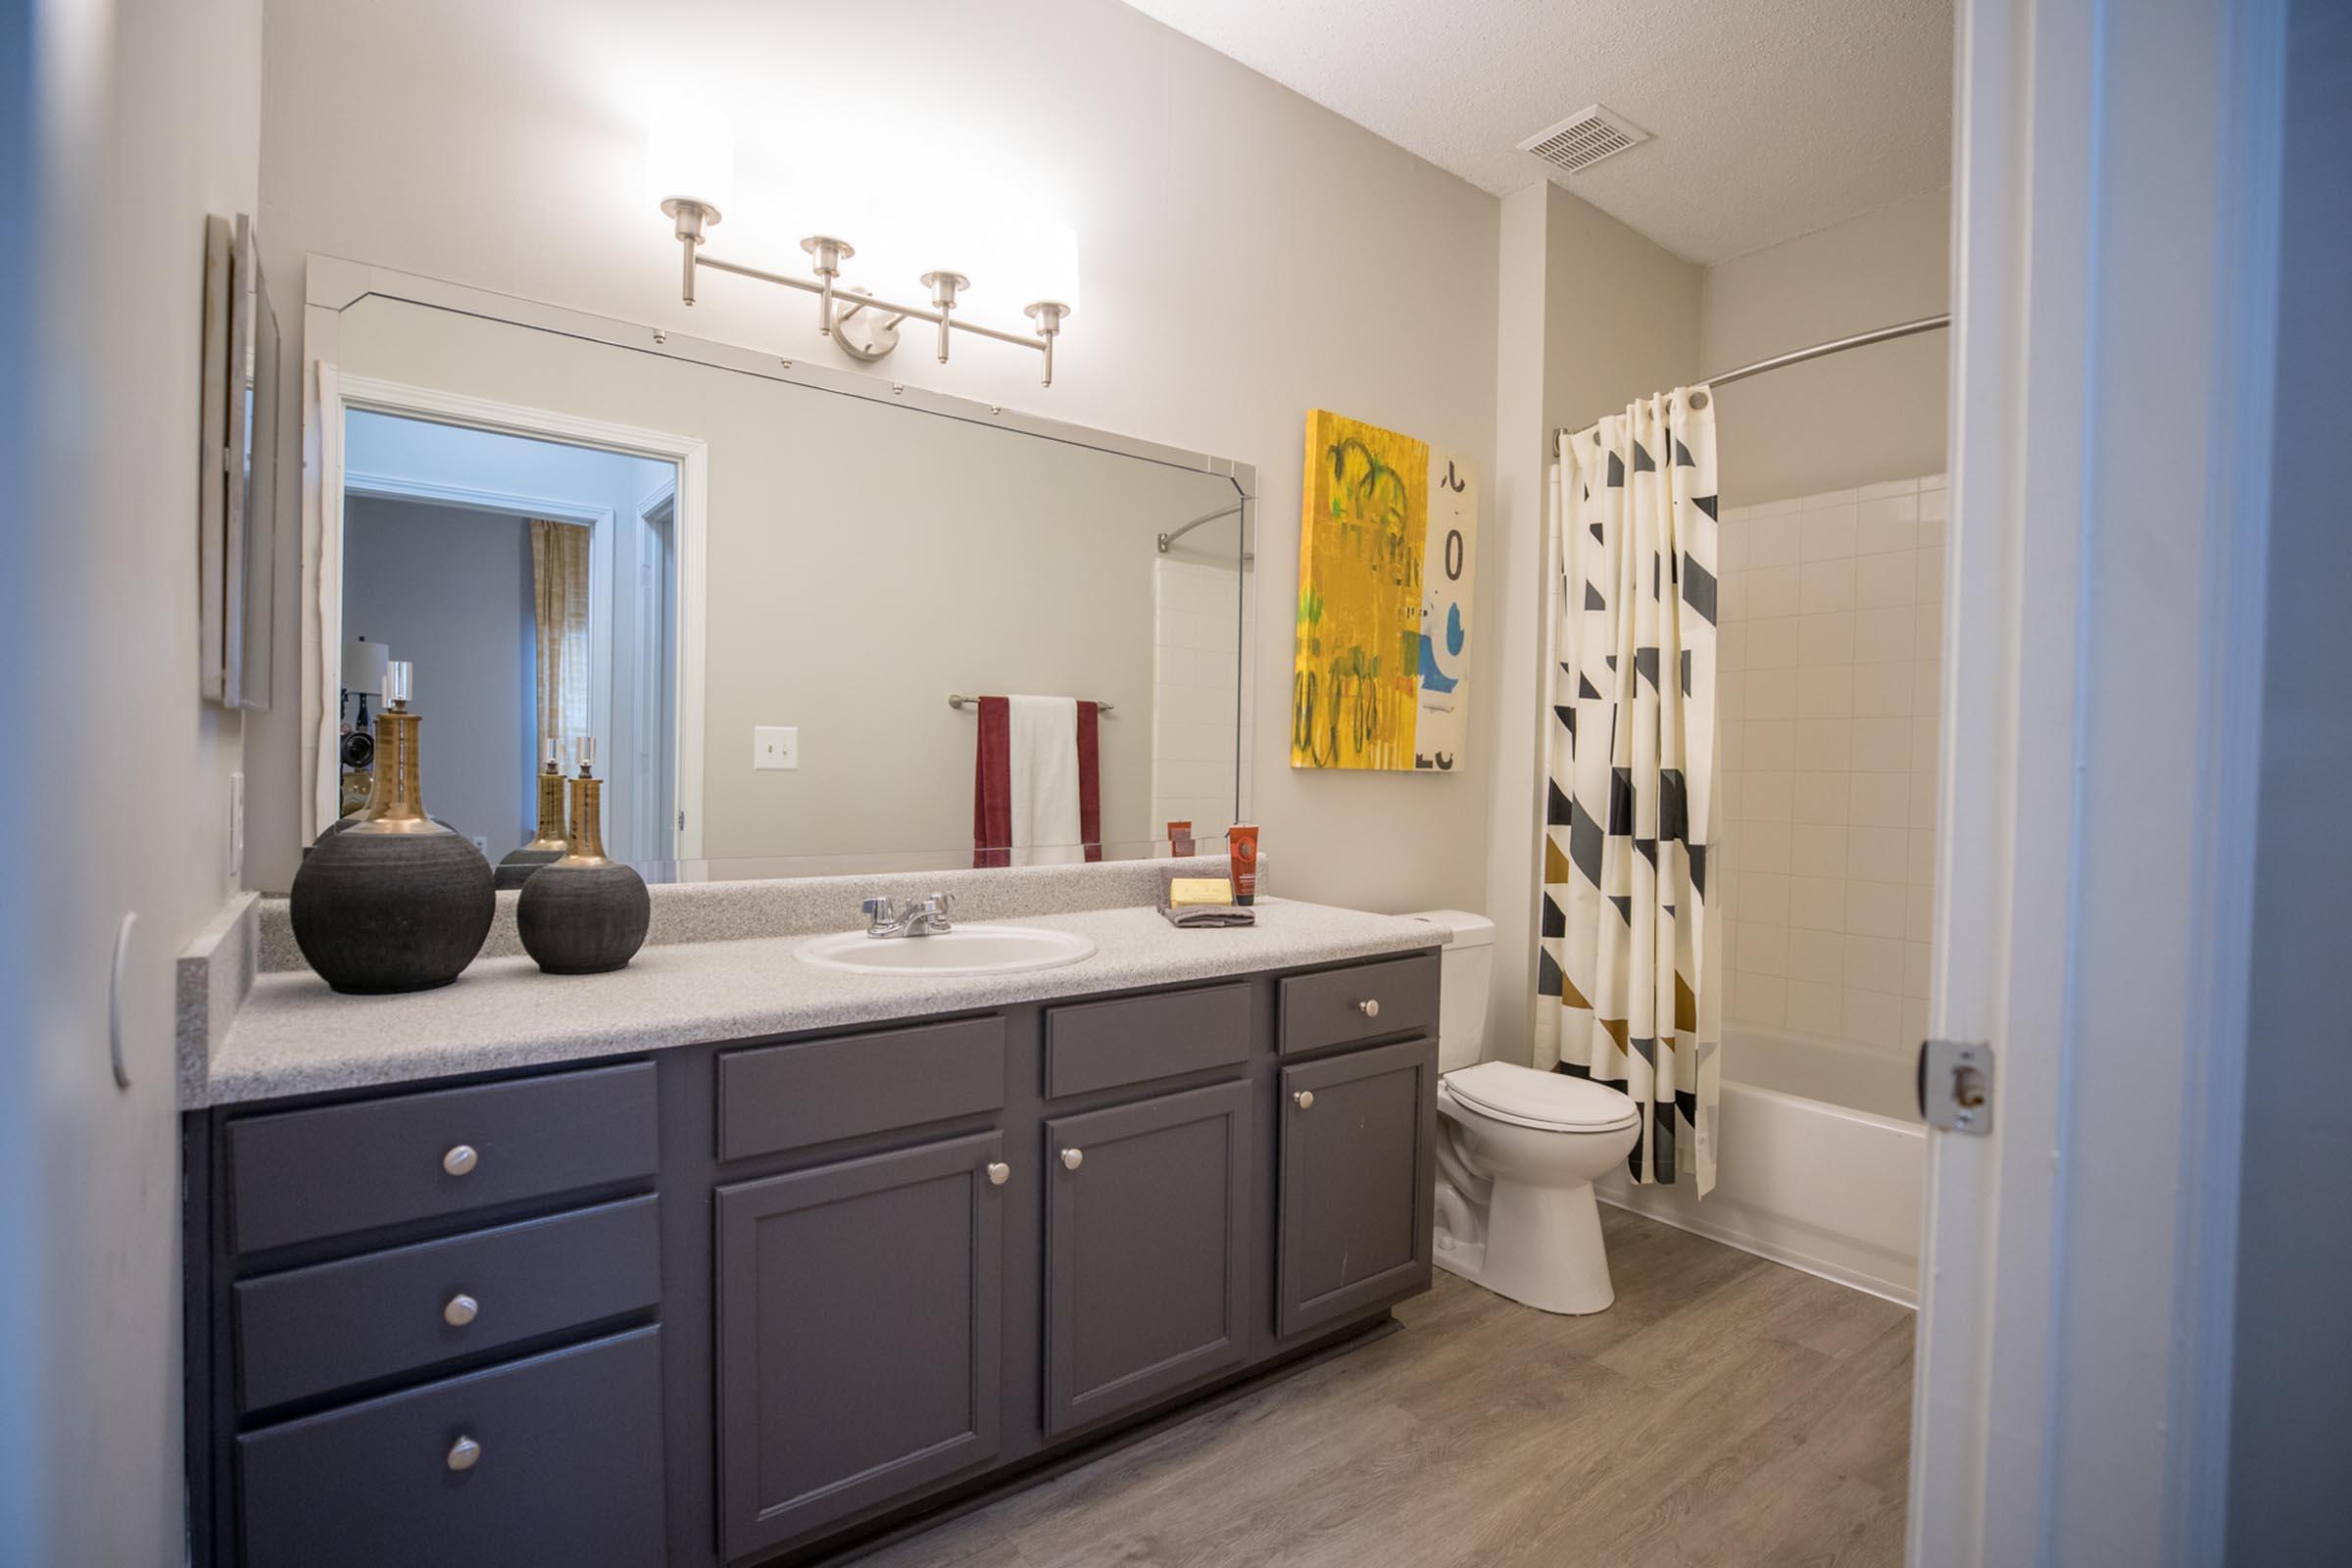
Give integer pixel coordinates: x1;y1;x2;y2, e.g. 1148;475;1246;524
290;825;497;994
516;859;651;974
498;762;572;890
318;811;459;840
494;846;565;890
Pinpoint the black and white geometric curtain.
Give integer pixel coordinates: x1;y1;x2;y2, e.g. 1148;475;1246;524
1537;390;1722;1193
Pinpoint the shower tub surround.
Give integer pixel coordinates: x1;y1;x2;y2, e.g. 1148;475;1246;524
1712;474;1946;1075
1151;555;1248;840
1589;475;1946;1305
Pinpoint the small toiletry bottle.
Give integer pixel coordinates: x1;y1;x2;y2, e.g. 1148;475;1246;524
1226;824;1260;906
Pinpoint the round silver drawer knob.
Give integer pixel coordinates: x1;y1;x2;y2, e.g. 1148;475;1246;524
446;1436;482;1473
1356;999;1381;1018
443;1293;479;1328
441;1144;478;1177
986;1160;1011;1187
1060;1148;1084;1172
1294;1090;1315;1110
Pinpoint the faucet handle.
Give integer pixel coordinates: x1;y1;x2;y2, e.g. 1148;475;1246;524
860;896;899;931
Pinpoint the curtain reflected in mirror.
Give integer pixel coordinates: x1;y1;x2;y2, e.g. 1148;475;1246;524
529;518;592;777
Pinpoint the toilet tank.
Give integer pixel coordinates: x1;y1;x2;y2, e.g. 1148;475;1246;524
1402;910;1495;1072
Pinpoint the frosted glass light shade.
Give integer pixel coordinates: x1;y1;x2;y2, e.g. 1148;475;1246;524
788;164;874;252
1022;221;1081;313
646;107;736;214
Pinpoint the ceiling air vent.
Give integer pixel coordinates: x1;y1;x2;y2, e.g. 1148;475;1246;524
1518;105;1651;175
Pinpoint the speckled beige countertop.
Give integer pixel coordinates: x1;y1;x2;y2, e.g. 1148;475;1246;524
194;900;1441;1108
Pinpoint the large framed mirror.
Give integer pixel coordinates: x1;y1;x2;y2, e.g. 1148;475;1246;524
301;265;1253;880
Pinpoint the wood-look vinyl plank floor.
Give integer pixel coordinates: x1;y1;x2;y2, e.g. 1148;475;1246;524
853;1209;1915;1568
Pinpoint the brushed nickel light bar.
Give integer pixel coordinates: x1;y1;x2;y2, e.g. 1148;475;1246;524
659;196;1075;386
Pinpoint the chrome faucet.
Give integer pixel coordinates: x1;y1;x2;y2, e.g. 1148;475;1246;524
860;892;956;938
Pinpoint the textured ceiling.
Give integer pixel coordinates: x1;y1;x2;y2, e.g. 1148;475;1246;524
1120;0;1953;265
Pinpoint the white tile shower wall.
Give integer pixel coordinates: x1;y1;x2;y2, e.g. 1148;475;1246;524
1152;558;1244;842
1716;474;1946;1057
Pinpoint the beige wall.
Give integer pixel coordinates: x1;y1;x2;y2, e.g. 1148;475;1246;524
335;300;1232;863
1479;184;1701;1067
1698;188;1951;505
5;0;261;1560
252;0;1500;910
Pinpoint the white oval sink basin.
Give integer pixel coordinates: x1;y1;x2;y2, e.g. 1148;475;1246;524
796;924;1098;977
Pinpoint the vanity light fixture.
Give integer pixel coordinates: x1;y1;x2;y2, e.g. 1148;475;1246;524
649;115;1079;386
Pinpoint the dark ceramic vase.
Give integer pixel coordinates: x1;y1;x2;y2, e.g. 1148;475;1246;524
291;693;494;994
292;827;497;992
516;764;650;974
496;754;572;890
516;858;651;973
494;846;564;891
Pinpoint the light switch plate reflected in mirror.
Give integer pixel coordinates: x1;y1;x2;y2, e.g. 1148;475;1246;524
754;727;799;770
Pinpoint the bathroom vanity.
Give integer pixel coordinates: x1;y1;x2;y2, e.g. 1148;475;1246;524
180;903;1441;1567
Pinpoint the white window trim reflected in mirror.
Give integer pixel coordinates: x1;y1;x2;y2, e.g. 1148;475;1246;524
298;257;1256;878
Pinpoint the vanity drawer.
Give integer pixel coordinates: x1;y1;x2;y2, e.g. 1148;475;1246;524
1278;954;1440;1056
233;1195;662;1412
718;1015;1005;1161
225;1061;659;1254
1045;984;1251;1099
236;1325;664;1568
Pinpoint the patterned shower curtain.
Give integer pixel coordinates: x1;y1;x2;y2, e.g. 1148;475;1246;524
1537;390;1722;1193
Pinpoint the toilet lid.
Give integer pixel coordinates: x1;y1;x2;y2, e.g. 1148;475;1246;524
1444;1061;1640;1132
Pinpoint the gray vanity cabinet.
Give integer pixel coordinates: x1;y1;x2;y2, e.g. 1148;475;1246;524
1276;1037;1438;1338
713;1130;1006;1562
186;947;1444;1568
1043;1080;1252;1437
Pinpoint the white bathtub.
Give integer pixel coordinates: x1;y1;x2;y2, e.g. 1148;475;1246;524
1592;1028;1926;1304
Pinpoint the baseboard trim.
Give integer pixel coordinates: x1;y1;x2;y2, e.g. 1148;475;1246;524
1596;1188;1919;1309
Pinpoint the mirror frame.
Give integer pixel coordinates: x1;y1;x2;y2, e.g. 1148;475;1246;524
298;257;1258;862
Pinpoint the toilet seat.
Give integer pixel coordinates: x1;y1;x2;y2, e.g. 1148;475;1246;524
1443;1061;1640;1133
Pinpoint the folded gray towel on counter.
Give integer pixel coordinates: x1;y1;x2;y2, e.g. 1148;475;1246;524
1160;903;1255;929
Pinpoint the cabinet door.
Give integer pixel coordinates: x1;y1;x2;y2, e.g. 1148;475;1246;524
714;1132;1004;1560
1044;1081;1251;1437
1277;1038;1437;1338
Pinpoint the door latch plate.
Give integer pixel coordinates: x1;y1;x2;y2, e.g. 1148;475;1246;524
1917;1038;1993;1136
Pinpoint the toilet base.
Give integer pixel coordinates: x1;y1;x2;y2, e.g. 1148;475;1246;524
1433;1173;1617;1316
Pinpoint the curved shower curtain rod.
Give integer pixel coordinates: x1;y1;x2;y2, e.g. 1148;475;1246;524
1156;501;1246;555
1706;312;1951;387
1559;312;1952;441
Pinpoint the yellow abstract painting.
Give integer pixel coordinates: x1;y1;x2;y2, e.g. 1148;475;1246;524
1292;410;1480;772
1293;411;1427;770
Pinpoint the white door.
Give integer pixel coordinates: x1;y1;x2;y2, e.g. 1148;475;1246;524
1910;1;2288;1564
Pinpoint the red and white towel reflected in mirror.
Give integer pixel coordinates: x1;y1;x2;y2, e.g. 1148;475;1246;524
971;695;1101;867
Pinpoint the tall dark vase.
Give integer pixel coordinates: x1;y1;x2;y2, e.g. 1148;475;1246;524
516;739;650;975
496;742;571;890
291;667;495;994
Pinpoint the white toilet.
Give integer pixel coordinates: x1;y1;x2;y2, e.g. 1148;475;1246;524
1406;910;1642;1316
